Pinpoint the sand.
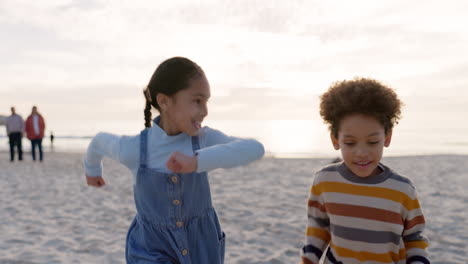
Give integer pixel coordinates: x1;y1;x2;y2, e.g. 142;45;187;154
0;152;466;264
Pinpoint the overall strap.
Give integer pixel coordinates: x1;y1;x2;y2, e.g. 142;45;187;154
139;129;149;168
191;136;200;152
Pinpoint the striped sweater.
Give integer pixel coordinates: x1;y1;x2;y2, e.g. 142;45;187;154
301;162;430;264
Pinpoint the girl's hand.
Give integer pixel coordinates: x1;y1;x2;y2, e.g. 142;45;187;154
166;152;198;173
86;175;106;187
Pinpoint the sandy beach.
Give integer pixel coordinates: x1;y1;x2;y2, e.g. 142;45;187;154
0;152;466;264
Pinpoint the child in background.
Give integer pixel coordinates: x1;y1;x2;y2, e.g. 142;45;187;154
84;57;264;264
301;78;430;264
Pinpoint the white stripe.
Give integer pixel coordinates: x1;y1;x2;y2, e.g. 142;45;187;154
402;223;426;237
302;252;320;263
33;115;40;135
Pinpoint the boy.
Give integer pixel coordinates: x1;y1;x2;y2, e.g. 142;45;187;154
301;78;430;264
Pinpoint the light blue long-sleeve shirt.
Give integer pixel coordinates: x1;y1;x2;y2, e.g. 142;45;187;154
84;122;265;183
6;114;24;135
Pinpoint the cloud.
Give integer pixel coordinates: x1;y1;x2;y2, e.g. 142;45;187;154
1;0;468;126
206;87;320;120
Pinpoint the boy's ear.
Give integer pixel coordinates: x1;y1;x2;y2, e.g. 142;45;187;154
384;130;393;147
330;134;340;150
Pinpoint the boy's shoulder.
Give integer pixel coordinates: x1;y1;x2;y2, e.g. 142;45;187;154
315;162;342;174
383;164;417;188
312;162;342;181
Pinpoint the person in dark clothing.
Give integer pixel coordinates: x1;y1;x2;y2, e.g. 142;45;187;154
50;131;55;150
6;107;24;161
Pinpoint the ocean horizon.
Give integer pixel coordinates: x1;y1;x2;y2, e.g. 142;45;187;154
1;117;468;158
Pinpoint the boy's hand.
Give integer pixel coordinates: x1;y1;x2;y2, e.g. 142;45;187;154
86;175;106;187
166;152;198;173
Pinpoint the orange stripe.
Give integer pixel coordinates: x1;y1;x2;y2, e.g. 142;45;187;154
312;182;420;210
405;240;429;250
325;202;403;225
308;200;326;212
306;227;331;242
331;243;406;263
405;215;425;230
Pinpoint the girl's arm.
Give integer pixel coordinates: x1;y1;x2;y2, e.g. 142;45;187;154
195;126;264;172
166;126;264;173
83;132;123;186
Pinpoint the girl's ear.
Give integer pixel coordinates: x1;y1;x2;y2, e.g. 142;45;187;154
156;93;169;111
330;133;340;150
384;130;393;147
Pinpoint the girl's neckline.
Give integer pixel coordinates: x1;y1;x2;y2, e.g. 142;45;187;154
152;116;188;139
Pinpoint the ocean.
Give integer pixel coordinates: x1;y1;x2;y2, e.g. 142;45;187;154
2;92;467;157
1;116;468;158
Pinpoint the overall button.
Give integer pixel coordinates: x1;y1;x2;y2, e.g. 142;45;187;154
176;221;183;227
171;175;178;183
172;199;181;206
181;248;188;256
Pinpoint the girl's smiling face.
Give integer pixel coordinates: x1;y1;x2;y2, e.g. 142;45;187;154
158;75;210;136
331;113;392;177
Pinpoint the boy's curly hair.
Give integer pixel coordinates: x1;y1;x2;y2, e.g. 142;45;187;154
319;77;403;137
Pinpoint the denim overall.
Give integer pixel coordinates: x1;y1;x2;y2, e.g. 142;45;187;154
125;129;225;264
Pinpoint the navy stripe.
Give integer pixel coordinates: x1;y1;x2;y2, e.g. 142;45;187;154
308;215;330;228
407;256;430;264
303;245;323;259
331;224;401;245
403;231;424;241
337;162;391;184
326;247;343;264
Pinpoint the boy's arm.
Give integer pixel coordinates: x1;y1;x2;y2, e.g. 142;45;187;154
403;189;430;264
301;179;331;264
195;127;264;172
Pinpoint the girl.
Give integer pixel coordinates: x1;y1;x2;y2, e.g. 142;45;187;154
84;57;264;264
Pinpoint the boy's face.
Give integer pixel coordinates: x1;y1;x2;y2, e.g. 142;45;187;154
331;113;392;177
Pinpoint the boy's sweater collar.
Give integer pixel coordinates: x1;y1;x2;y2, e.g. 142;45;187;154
337;162;391;184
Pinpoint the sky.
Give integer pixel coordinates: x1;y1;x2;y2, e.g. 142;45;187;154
1;0;468;139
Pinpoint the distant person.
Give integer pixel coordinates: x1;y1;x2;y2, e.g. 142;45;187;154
50;131;55;150
300;78;430;263
25;106;45;162
84;57;264;263
6;106;24;161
